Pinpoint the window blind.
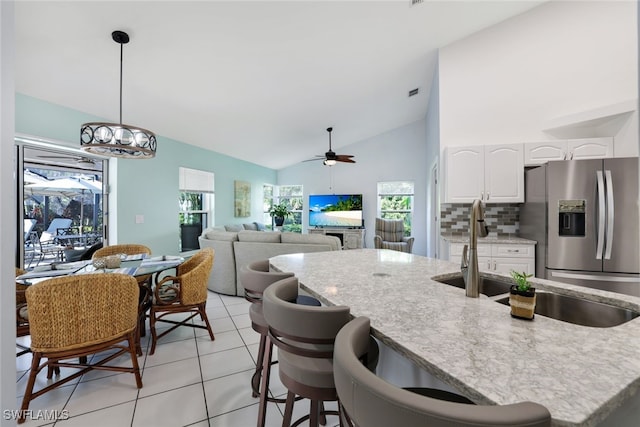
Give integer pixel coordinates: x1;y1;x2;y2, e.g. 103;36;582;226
179;167;214;193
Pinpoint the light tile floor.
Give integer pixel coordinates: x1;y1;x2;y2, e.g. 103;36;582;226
15;291;340;427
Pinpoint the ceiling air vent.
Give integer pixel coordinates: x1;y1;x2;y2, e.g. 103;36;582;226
408;88;420;97
411;0;424;6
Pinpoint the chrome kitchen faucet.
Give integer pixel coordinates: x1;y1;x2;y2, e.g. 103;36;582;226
461;199;489;297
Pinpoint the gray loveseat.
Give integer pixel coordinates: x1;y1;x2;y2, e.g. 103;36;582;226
198;227;341;296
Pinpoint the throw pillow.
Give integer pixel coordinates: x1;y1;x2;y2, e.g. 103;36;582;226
224;224;244;232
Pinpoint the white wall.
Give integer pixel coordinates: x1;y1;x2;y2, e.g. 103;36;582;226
424;61;440;258
438;0;638;155
278;119;430;255
1;1;17;422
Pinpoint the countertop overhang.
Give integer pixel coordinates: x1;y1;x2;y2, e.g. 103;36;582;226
269;249;640;427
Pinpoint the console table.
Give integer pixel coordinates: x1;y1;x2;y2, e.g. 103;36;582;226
308;227;365;249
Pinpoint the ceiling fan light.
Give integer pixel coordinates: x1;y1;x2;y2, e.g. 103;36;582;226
323;159;337;166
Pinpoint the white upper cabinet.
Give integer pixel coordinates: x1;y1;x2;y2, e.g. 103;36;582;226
524;137;613;166
445;144;524;203
445;146;484;203
568;137;614;160
523;141;567;165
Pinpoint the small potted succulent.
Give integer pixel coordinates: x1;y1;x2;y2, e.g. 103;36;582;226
269;203;291;227
509;270;536;320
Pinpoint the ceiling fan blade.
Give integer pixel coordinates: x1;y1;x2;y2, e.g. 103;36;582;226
302;157;324;162
336;157;356;164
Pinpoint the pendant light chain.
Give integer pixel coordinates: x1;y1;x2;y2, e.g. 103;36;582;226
119;40;123;125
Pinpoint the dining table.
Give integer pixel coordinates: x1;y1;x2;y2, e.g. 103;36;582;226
269;249;640;427
17;253;186;355
17;253;185;284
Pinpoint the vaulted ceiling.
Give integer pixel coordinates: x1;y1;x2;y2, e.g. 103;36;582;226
15;1;544;169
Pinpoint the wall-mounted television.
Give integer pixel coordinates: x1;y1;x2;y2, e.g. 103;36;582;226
309;194;363;228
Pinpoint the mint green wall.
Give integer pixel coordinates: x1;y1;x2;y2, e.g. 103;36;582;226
16;94;276;256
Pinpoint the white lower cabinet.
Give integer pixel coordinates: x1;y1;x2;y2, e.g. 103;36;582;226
446;242;535;275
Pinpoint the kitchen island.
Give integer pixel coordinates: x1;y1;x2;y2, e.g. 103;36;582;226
269;249;640;427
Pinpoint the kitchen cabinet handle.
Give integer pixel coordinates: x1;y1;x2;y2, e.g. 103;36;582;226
486;192;490;200
492;261;496;270
569;151;574;160
487;260;491;269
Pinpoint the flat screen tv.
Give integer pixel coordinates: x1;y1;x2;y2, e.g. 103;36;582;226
309;194;363;228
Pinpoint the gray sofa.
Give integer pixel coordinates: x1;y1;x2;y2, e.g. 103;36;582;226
198;227;341;296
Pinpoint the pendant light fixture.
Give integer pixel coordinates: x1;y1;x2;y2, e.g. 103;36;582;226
80;30;156;159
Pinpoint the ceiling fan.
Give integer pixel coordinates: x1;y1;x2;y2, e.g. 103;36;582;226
37;154;98;167
305;127;355;166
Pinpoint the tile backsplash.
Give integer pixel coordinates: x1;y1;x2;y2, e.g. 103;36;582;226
440;203;520;237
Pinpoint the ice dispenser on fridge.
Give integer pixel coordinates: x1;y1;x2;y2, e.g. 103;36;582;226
558;200;585;237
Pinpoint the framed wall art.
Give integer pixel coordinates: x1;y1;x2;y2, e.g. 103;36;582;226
234;180;251;217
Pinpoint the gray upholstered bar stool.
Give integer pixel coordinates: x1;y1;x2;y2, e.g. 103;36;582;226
239;260;322;426
261;276;352;427
334;316;552;427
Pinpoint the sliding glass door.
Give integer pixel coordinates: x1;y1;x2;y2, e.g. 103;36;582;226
16;138;108;269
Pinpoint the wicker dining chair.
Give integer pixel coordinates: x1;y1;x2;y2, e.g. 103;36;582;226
93;243;152;259
16;268;30;357
19;273;142;424
149;247;215;355
93;243;153;354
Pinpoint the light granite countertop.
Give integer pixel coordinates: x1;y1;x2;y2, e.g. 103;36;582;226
269;249;640;427
441;234;537;245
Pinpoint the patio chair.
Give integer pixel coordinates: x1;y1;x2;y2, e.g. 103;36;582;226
23;219;36;240
45;218;73;235
25;231;66;267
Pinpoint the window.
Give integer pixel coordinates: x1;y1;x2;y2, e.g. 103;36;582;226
262;184;274;229
377;181;414;236
263;184;303;233
179;167;214;252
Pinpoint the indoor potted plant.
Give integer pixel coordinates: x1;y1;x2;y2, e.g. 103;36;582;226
269;203;291;227
509;270;536;320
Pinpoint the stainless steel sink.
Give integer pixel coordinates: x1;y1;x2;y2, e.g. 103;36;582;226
495;292;640;328
433;275;512;297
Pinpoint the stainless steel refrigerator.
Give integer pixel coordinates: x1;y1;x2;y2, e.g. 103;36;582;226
520;157;640;297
